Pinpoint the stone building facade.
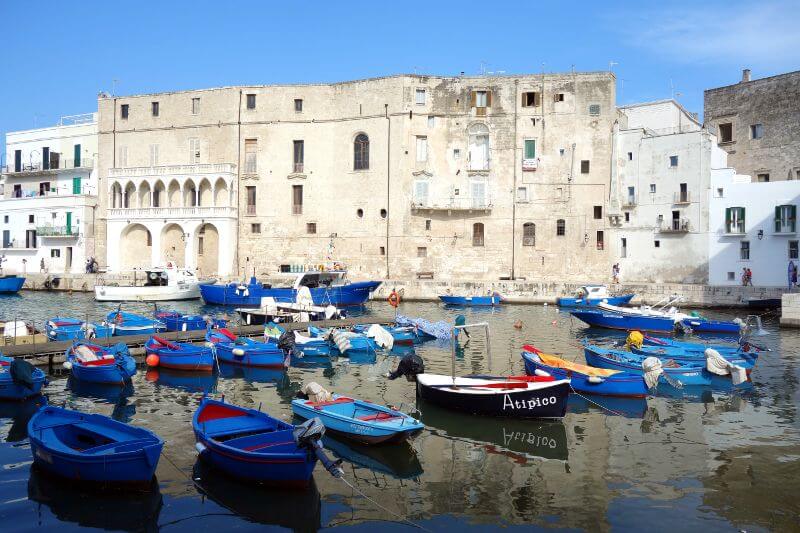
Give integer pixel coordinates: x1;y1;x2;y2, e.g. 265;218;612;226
704;69;800;182
96;72;617;281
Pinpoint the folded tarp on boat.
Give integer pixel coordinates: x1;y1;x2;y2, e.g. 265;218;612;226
395;314;452;340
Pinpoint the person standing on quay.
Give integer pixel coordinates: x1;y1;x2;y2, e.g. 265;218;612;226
612;263;620;284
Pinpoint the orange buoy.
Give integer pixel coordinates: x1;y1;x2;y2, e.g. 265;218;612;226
146;354;160;367
388;290;400;308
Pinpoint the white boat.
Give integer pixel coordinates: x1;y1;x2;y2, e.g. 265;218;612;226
597;295;691;322
94;266;214;302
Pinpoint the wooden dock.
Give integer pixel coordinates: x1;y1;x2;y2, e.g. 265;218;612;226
2;316;394;366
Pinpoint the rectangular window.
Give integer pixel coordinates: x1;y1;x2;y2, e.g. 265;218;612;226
669;155;679;167
757;173;770;182
740;240;750;260
524;139;536;159
246;186;256;215
292;185;303;215
719;122;732;143
581;160;590;173
628;152;633;161
416;136;428;162
293;140;304;173
72;177;82;195
306;222;316;234
554;93;565;102
413;180;429;205
453;148;461;159
425;219;431;230
679;183;688;203
74;144;81;167
556;219;565;236
522;92;540;107
516;187;528;202
416;88;426;105
596;230;604;250
727;272;736;281
417;246;427;257
589;104;600;116
650;183;656;194
246;94;256;109
14;149;21;172
251;223;261;233
120;104;129;119
726;207;746;233
149;144;159;167
28;215;34;223
790;240;799;259
51;248;60;258
593;206;603;219
775;204;797;233
294;99;303;112
192;97;200;115
624;212;630;222
750;123;763;139
427;116;435;128
626;186;635;206
379;246;385;256
716;188;724;198
151;101;159;117
189;138;201;163
475;90;488;107
245;139;258;174
198;236;204;256
472;223;485;246
654;240;660;248
621;237;627;258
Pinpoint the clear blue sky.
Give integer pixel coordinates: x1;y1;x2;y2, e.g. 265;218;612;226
2;0;798;149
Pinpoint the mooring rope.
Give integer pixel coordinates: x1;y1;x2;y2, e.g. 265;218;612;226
337;474;431;532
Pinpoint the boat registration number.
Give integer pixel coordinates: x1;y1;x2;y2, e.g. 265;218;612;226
503;395;558;411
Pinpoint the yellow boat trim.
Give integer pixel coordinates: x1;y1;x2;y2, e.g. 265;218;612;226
536;351;622;377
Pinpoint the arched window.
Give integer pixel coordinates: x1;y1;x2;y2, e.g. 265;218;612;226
472;222;485;247
468;123;490;171
556;219;566;236
523;223;535;246
354;134;369;170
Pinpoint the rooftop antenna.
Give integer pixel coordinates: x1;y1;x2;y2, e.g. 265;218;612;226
112;79;119;97
479;61;487;75
609;61;618;72
571;64;575;74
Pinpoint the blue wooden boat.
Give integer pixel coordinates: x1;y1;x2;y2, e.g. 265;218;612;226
200;271;381;307
679;317;743;335
193;397;326;486
641;335;763;355
153;310;226;332
0;355;46;400
291;394;423;445
207;329;288;368
557;285;635;308
107;311;166;336
144;336;215;372
520;345;648;398
570;309;677;333
27;406;163;485
308;326;379;354
45;317;114;341
0;275;25;294
438;294;502;306
583;345;752;387
65;342;137;385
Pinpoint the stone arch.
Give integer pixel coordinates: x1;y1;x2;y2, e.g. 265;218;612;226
161;223;186;267
198;178;213;207
152;179;166;207
167;179;181;207
213;177;229;207
110;182;123;208
138;181;152;208
195;222;219;276
123;181;136;208
183;179;198;207
354;132;369;170
120;223;152;269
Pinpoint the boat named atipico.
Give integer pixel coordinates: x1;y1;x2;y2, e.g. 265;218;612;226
95;265;214;302
200;270;381;307
556;285;635;308
0;275;25;294
237;292;343;326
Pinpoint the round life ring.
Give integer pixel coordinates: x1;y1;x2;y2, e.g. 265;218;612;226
148;272;159;281
388;290;400;308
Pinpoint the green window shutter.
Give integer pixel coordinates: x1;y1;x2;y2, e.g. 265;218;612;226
776;205;782;232
524;140;536;159
725;207;732;231
72;177;81;195
740;207;745;230
74;144;81;167
792;205;797;232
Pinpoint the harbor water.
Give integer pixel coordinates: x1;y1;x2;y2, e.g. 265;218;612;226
0;292;797;531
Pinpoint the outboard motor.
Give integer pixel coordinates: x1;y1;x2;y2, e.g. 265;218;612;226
293;418;343;478
385;353;425;382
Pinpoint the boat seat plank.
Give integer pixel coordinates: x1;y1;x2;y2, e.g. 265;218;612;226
307;397;354;409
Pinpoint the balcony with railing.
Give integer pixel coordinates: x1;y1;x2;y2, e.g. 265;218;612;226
1;240;37;250
2;158;94;175
36;225;80;238
107;205;237;219
411;195;493;213
673;191;692;204
107;163;236;178
622;196;637;208
659;218;691;233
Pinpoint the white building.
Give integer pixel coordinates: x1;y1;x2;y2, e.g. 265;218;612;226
0;114;98;274
613;100;724;283
708;171;800;287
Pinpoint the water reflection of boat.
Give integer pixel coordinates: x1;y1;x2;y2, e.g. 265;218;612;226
417;400;568;462
0;394;47;442
192;460;321;531
144;368;218;394
217;362;289;387
322;435;423;479
567;394;649;419
67;378;136;423
27;465;163;531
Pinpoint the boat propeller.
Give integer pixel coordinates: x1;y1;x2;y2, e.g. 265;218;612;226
293;417;343;478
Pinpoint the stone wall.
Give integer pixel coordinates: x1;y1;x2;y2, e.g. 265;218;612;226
780;292;800;327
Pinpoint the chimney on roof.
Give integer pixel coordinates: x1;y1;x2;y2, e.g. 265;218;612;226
742;69;751;82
